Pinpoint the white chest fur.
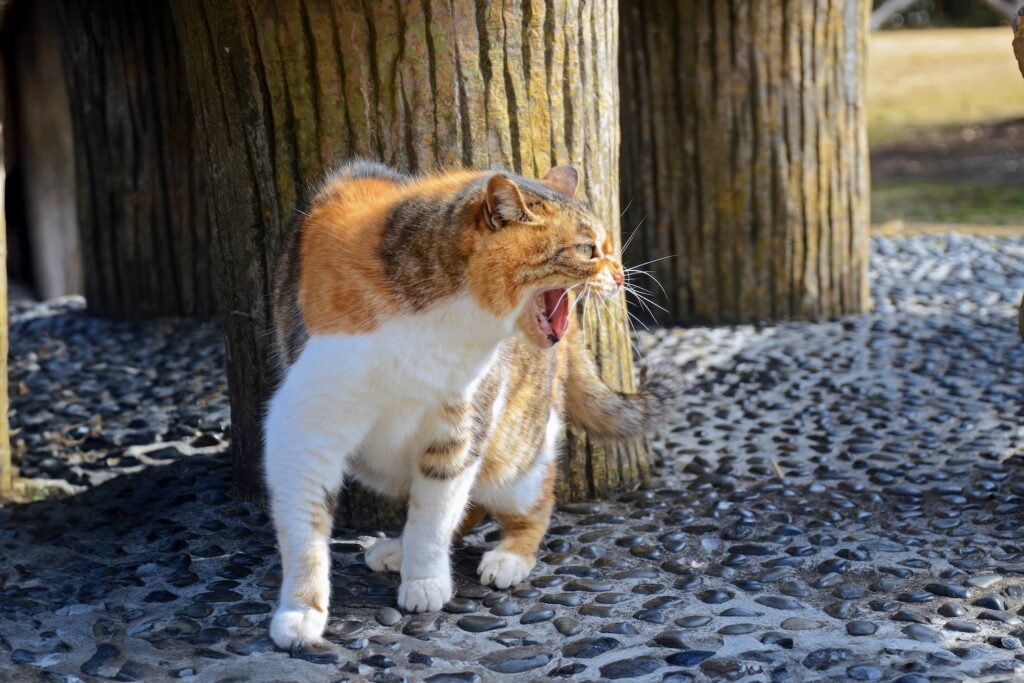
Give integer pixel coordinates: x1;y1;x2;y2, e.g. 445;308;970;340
266;295;516;498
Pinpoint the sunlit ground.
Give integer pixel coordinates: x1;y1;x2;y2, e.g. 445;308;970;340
868;27;1024;228
868;28;1024;145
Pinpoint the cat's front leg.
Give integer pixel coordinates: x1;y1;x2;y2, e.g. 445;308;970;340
398;402;479;612
265;386;373;649
266;440;342;648
399;465;477;611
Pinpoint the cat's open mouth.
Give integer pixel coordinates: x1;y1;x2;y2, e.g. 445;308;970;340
531;288;570;344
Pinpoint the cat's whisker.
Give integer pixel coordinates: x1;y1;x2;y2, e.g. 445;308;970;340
605;293;643;360
626;282;665;306
624;268;670;301
619;197;634;219
624;313;647;361
624;280;655;296
624;284;660;324
620;215;647;255
627;253;676;270
580;281;593;347
626;286;658;320
625;305;651;332
553;282;585;312
626;282;667;309
626;286;669;314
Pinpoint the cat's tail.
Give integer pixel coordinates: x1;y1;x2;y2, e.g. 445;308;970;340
564;336;678;439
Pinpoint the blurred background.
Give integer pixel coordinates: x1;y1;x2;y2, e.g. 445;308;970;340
869;0;1024;231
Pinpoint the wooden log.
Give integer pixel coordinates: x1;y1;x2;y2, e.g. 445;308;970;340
54;0;215;318
620;0;871;324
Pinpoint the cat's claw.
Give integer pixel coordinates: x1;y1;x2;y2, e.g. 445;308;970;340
270;606;327;650
365;538;403;573
478;549;534;589
398;576;452;613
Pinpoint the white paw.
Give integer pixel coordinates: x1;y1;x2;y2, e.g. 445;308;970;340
398;575;452;613
478;549;534;589
365;538;403;573
270;605;327;650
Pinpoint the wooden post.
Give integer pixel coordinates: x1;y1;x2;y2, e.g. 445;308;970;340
52;0;215;318
619;0;871;324
172;0;645;524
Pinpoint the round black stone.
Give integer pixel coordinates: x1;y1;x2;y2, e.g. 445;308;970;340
665;651;715;667
456;616;506;633
562;636;619;658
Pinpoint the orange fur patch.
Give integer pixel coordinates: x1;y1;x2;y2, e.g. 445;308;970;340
299;195;399;335
299;172;479;335
489;459;557;558
295;545;328;612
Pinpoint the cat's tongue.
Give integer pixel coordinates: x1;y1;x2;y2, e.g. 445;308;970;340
544;289;570;342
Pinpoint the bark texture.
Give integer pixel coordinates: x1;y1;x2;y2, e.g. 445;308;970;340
55;0;215;318
620;0;871;324
172;0;644;525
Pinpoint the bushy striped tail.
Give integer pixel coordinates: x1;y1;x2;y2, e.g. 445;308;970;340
564;335;677;439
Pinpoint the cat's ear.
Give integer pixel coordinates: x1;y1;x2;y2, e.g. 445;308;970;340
485;174;534;229
542;165;579;198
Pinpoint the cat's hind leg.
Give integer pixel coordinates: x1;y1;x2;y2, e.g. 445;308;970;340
477;459;556;589
456;501;488;540
368;500;485;575
365;537;403;573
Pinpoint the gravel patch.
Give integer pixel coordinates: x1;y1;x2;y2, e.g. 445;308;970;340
7;297;229;489
2;234;1024;681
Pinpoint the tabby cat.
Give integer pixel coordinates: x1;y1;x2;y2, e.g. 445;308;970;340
265;160;671;649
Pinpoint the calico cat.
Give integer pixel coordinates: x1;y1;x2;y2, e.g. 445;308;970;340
265;160;672;649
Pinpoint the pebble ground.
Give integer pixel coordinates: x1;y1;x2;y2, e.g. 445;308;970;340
2;234;1024;682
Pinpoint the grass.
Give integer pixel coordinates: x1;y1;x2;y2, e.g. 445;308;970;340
868;28;1024;227
872;180;1024;226
868;28;1024;145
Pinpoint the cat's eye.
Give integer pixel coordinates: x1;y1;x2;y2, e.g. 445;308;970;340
575;244;595;259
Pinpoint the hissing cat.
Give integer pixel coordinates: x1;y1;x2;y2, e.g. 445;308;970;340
265;160;671;648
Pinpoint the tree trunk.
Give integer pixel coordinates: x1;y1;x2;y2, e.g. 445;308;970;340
620;0;870;324
54;0;215;318
172;0;645;526
0;67;11;497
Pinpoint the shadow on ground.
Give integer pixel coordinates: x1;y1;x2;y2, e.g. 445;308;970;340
6;298;229;489
871;118;1024;186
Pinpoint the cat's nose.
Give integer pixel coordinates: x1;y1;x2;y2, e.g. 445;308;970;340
612;271;624;286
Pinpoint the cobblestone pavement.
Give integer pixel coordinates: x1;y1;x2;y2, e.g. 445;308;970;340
2;234;1024;682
